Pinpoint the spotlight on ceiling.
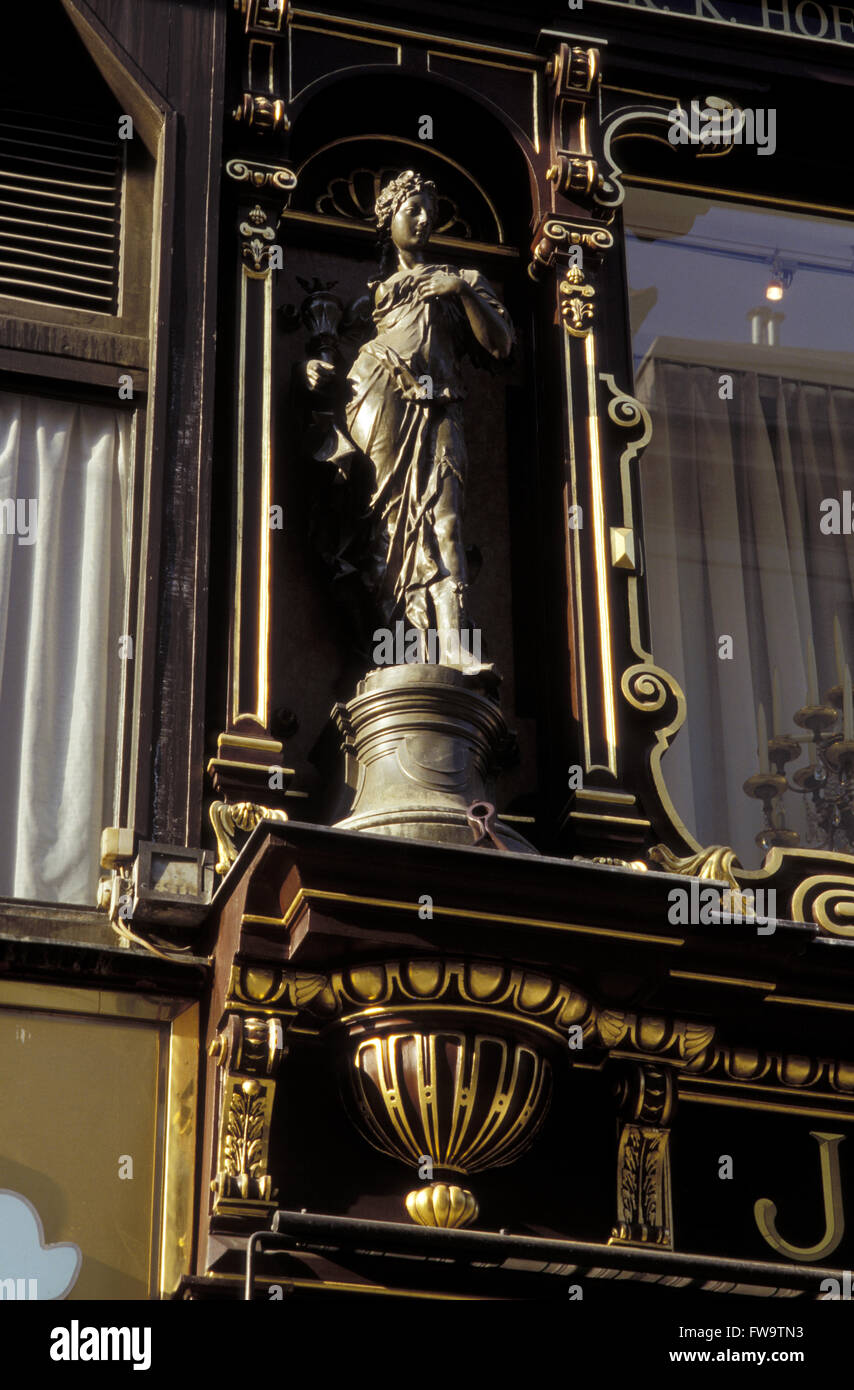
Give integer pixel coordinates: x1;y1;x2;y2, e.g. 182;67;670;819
766;256;794;302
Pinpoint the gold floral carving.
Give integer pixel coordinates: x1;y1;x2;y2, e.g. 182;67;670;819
558;265;595;337
209;1011;287;1216
237;205;281;275
220;1080;271;1200
609;1064;674;1248
649;842;742;890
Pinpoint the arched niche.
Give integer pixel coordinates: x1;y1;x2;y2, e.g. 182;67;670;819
264;73;544;826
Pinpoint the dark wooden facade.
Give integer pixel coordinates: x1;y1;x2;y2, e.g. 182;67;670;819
2;0;854;1342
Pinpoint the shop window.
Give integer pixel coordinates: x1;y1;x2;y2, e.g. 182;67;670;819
627;187;854;863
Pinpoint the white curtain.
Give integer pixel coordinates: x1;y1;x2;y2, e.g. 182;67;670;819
637;361;854;866
0;392;131;903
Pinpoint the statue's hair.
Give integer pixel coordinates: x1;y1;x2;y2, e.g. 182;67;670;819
375;170;438;233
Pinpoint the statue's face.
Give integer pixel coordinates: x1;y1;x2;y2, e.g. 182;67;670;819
390;192;436;253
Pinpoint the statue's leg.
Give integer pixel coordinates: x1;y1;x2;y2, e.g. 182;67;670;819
428;410;475;669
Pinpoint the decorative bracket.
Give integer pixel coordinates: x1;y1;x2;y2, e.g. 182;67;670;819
608;1063;675;1249
232;0;290;133
210;801;288;876
545;44;605;213
596;94;746;212
650;841;854;941
209;1011;288;1218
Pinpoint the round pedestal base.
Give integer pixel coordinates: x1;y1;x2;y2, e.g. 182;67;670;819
334;664;537;854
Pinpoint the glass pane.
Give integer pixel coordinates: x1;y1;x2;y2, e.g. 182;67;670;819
0;391;132;902
0;1006;160;1298
626;189;854;865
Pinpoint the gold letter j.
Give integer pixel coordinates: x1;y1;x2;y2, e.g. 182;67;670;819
754;1131;845;1262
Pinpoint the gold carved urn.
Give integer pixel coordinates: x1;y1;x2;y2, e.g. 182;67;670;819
310;959;591;1227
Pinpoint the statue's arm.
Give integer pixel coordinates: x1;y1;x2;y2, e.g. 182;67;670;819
458;272;514;361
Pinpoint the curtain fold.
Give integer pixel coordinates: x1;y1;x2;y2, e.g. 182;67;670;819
0;392;131;903
637;360;854;865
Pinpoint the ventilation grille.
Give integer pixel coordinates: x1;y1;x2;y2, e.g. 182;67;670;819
0;110;122;314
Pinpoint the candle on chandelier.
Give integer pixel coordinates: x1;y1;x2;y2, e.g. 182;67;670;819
806;634;819;706
772;667;783;737
757;702;769;774
834;615;847;690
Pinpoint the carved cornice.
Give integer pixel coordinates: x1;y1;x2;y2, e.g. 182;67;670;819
594;1011;715;1067
231;958;595;1046
226;958;854;1102
685;1045;854;1099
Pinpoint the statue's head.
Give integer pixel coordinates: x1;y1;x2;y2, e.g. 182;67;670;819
375;170;438;253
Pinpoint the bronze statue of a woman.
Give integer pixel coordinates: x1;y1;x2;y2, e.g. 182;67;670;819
307;170;514;677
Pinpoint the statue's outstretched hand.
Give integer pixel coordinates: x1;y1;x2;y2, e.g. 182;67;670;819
305;358;337;391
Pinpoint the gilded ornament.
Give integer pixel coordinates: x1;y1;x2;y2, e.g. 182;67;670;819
405;1183;478;1229
210;800;288;874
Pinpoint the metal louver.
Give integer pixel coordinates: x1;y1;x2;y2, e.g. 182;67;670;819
0;109;122;314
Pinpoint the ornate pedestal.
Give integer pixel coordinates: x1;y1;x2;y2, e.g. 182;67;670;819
333;664;536;852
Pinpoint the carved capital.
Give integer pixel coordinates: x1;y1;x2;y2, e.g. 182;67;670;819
528;217;613;282
226;157;296;193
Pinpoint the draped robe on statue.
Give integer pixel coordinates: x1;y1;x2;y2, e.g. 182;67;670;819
345;261;512;635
